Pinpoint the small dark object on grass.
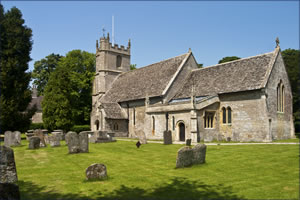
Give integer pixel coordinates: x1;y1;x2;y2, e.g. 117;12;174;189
136;141;141;148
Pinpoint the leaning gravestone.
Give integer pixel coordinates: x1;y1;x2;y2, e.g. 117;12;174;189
85;163;107;180
79;132;89;153
66;132;80;153
0;145;20;200
192;144;207;164
176;146;193;168
135;129;147;144
163;130;172;145
33;129;47;147
4;131;21;147
49;134;60;147
28;137;40;149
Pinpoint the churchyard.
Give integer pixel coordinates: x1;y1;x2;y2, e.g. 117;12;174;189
1;134;298;200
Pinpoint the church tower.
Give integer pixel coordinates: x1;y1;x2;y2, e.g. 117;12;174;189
92;33;131;104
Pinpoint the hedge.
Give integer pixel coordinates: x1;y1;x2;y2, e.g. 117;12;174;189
70;125;91;133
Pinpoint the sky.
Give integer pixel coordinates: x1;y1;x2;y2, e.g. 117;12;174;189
1;1;299;72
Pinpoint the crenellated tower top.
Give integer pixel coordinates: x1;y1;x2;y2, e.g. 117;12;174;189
96;33;130;55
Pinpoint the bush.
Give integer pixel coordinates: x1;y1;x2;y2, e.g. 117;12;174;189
70;125;91;133
29;123;44;130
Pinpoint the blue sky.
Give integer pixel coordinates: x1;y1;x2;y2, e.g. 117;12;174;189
2;1;299;71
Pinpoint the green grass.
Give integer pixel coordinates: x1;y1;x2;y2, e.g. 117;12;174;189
8;140;300;200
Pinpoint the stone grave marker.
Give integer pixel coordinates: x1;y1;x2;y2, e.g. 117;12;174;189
163;130;172;145
28;137;40;149
4;131;21;147
33;129;47;147
192;144;206;164
66;132;80;153
79;132;89;153
176;146;193;168
25;130;34;141
0;145;20;200
49;134;61;147
85;163;107;180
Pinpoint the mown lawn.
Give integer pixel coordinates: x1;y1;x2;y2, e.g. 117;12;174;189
8;139;300;200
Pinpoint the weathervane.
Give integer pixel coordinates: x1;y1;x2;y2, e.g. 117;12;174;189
276;37;280;48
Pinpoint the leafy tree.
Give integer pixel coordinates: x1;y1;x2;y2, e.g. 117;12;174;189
218;56;240;64
197;63;203;68
281;48;300;133
42;66;74;131
130;64;137;70
0;5;35;133
42;50;95;130
32;53;62;96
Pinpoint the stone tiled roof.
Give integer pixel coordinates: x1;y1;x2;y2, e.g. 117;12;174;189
102;103;127;119
173;51;276;99
28;96;43;111
101;53;189;102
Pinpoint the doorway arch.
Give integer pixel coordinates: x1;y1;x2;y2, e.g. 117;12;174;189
178;122;185;141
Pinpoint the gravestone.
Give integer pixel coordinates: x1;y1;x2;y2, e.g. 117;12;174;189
28;137;40;149
0;146;20;200
192;144;206;164
176;146;193;168
44;134;50;145
163;130;172;145
33;129;47;147
66;132;80;153
136;141;141;148
25;130;34;141
135;129;147;144
90;131;116;143
4;131;21;147
176;144;207;168
79;132;89;153
186;139;192;146
53;130;64;140
49;134;60;147
85;163;107;180
65;131;74;145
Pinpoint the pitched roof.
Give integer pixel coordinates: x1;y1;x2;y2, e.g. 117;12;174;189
101;103;127;119
173;50;276;99
101;53;189;103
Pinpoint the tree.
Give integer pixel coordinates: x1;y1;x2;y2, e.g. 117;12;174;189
0;5;35;133
32;53;62;96
42;66;74;131
218;56;240;64
281;48;300;133
130;64;137;70
42;50;95;130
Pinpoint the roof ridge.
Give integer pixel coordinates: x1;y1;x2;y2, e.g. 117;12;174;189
192;50;275;72
120;52;189;76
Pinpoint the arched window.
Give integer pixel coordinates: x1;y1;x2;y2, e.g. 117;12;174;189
277;80;284;112
116;55;122;68
152;116;155;135
113;123;118;131
227;107;232;124
172;116;175;130
133;108;136;125
222;107;226;124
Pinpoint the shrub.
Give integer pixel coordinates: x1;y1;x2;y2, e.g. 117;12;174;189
29;123;44;130
70;125;91;133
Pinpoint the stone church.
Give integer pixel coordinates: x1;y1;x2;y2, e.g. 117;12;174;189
91;34;295;142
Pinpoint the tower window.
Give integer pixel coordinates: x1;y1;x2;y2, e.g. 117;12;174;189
117;55;122;68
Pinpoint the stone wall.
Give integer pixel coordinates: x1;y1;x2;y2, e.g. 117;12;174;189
105;119;128;137
32;112;43;123
265;52;295;139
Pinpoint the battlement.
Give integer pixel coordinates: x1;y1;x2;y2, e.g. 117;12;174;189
96;33;130;55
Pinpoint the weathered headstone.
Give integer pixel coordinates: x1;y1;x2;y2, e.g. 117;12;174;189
90;131;116;143
0;146;20;200
33;129;47;147
135;129;147;144
49;134;61;147
53;130;64;140
44;134;50;145
4;131;21;147
176;146;193;168
192;144;206;164
65;131;74;145
163;130;172;145
186;139;192;146
66;132;80;153
79;132;89;153
85;163;107;180
28;137;40;149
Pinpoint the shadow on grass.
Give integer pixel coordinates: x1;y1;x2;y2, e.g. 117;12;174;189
18;177;243;200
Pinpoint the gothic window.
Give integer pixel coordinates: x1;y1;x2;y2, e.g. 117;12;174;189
113;123;118;131
227;107;232;124
116;55;122;68
222;107;226;124
204;112;215;129
152;116;155;135
277;81;284;112
172;116;175;130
